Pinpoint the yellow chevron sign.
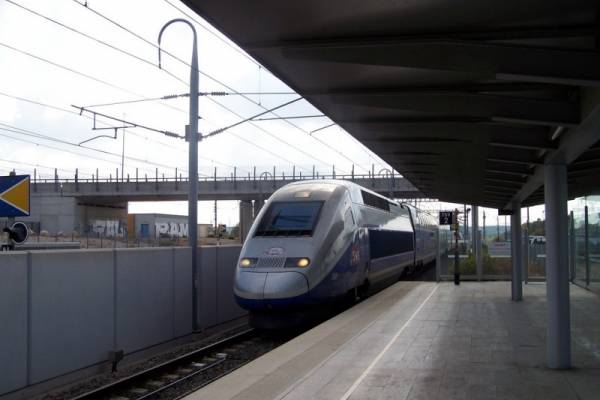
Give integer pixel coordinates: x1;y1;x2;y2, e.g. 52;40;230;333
0;175;30;217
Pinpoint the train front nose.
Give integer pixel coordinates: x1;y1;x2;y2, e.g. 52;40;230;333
234;271;309;311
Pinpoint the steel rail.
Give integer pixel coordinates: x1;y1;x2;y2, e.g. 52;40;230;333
71;328;254;400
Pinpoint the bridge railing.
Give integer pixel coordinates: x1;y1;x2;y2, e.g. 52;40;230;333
30;166;408;191
34;173;395;184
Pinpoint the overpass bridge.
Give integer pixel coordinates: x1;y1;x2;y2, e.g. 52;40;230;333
31;171;421;203
20;169;425;237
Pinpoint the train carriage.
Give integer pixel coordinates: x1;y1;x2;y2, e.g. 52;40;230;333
233;180;437;328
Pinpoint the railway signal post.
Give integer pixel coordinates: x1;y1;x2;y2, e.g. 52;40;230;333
439;209;461;285
452;208;460;285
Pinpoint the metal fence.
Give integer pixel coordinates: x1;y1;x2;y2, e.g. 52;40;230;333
435;197;600;294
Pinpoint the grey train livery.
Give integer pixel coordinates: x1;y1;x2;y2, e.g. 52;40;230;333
233;180;437;327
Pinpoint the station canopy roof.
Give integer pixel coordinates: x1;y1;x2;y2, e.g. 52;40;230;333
183;0;600;210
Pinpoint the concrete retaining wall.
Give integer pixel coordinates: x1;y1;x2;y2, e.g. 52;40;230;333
0;245;245;395
197;246;246;328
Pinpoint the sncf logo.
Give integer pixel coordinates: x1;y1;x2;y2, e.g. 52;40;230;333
265;247;285;256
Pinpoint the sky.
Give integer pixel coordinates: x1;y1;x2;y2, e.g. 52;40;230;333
0;0;561;228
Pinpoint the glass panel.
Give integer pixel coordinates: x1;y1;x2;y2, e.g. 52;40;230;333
483;239;512;276
255;201;323;236
440;226;478;277
438;228;453;276
527;235;546;278
587;196;600;292
482;214;511;277
573;206;587;286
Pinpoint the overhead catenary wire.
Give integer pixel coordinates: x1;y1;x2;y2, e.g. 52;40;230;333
76;97;303;140
141;0;367;171
0;158;93;176
0;87;296;173
83;91;297;108
204;97;303;138
0;158;96;178
5;0;188;87
0;91;248;174
67;0;357;173
73;106;184;139
308;121;394;170
310;123;337;135
252;115;327;121
204;97;341;172
0;123;198;175
154;1;383;172
0;41;188;118
0;129;157;176
74;103;314;168
7;1;371;174
0;90;109;125
0;34;311;171
160;0;266;70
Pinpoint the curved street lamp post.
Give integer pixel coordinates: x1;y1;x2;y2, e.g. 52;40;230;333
158;19;200;331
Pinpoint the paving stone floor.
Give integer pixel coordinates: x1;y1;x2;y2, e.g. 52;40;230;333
186;281;600;400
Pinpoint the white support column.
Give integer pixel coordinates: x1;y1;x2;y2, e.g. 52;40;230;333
544;163;571;369
511;204;522;301
472;205;482;280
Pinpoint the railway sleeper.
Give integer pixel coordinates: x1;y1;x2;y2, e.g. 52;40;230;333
129;387;149;395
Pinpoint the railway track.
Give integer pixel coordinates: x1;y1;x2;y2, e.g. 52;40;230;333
70;328;285;400
55;264;434;400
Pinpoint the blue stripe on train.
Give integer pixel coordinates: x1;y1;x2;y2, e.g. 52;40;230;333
368;229;414;259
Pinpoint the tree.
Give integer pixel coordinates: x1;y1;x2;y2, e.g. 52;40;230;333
523;218;545;236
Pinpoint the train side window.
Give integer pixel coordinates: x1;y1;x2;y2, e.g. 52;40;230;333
361;190;390;211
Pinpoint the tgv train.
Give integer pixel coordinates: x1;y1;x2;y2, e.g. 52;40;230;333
234;180;437;327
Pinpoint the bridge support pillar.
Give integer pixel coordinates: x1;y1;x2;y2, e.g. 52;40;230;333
544;163;571;369
254;198;265;217
239;200;254;243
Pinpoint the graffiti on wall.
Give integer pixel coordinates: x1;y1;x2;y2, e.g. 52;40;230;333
90;219;124;237
155;222;188;238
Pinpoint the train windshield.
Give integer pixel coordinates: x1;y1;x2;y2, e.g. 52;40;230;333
255;201;323;236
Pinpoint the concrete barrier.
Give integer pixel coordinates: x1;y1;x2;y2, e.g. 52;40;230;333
29;250;114;385
116;248;174;353
174;248;193;337
215;246;246;323
0;252;28;395
0;245;245;395
196;245;246;328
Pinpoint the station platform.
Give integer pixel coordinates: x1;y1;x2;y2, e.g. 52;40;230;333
185;281;600;400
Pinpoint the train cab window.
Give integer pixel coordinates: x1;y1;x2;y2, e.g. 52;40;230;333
255;201;323;236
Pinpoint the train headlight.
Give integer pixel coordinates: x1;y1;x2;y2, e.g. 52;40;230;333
239;258;257;268
297;258;310;268
285;257;310;268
